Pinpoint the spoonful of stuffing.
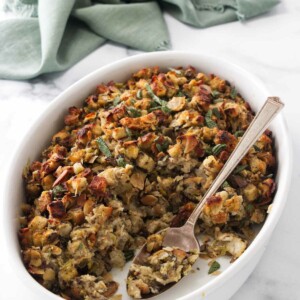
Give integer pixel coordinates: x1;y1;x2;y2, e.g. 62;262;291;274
127;97;284;299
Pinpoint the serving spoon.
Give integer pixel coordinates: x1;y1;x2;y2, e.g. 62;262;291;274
127;97;284;298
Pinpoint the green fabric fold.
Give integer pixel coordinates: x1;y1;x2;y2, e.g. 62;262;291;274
73;2;169;51
0;0;279;80
236;0;280;20
162;0;279;28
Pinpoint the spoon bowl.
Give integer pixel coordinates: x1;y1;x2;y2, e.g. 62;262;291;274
130;224;200;299
132;224;200;266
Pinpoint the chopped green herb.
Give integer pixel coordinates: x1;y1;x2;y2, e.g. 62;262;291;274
176;91;185;97
156;143;163;152
126;106;141;118
136;89;142;99
168;67;182;75
253;145;261;152
213;98;224;104
125;127;140;138
125;127;132;138
96;138;112;158
145;84;170;112
130;98;136;105
234;164;248;174
222;181;231;189
116;156;126;167
77;242;84;251
212;107;221;119
161;105;171;113
149;106;161;112
212;144;226;155
149;104;171;113
145;84;171;114
206;109;212;118
52;185;67;198
264;173;274;179
234;130;245;138
246;203;254;213
205;110;217;128
146;84;171;113
211;90;220;98
146;84;162;104
113;96;121;106
162;140;170;151
208;261;220;274
205;146;212;155
124;249;135;262
230;87;237;99
156;140;169;152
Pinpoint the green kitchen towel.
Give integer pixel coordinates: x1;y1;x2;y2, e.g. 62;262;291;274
0;0;279;80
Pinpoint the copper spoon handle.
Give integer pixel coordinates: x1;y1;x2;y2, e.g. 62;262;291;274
186;97;284;228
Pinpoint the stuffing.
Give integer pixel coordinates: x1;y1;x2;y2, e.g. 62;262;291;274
20;66;276;300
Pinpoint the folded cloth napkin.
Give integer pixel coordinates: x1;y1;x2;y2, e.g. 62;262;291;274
0;0;279;80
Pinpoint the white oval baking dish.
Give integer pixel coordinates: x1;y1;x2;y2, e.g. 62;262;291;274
2;51;292;300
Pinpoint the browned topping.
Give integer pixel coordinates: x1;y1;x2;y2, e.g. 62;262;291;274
64;107;81;126
102;281;119;298
89;176;107;197
47;201;66;219
171;202;196;227
20;66;276;300
52;169;70;187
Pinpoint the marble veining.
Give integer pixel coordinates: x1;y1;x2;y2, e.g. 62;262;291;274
1;0;300;299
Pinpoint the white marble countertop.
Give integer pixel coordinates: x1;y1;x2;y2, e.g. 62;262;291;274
1;1;300;299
